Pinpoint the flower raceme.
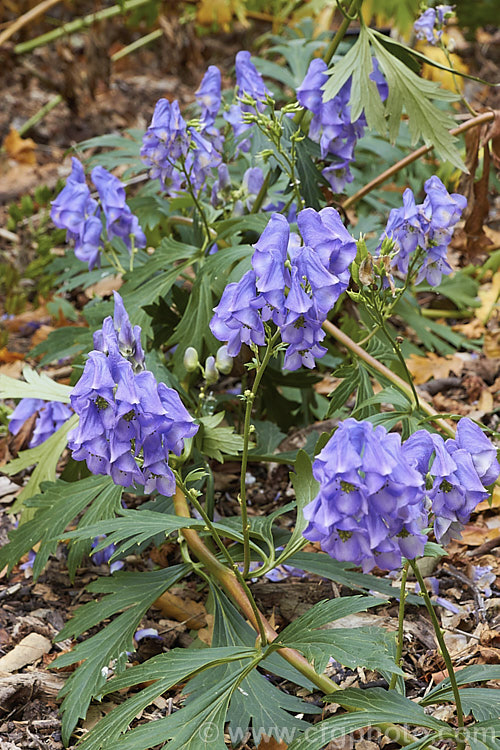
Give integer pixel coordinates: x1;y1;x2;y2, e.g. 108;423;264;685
297;57;387;193
68;292;198;495
50;158;146;270
209;208;357;370
303;418;499;572
414;5;454;45
378;175;467;286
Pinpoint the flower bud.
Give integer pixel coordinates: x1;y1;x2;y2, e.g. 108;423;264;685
204;356;219;385
215;345;233;375
183;346;199;372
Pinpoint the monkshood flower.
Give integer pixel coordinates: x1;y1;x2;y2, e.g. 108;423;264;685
185;130;222;191
297;58;387;193
235;50;270;113
50;157;102;270
302;419;428;572
51;159;146;270
91;536;124;573
403;419;499;544
140;99;190;191
91;166;146;253
8;398;73;448
195;65;221;130
379;175;467;286
68;293;198;494
210;209;357;370
414;5;454;44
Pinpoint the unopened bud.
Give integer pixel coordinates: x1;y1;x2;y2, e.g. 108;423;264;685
215;345;233;375
183;346;199;372
204;356;219;385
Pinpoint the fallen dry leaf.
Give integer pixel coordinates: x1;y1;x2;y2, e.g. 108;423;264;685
0;347;24;363
153;591;207;629
3;127;37;165
0;360;24;379
85;274;123;299
0;633;51;673
258;735;288;750
407;352;464;385
476;271;500;324
452;319;485;340
476;485;500;512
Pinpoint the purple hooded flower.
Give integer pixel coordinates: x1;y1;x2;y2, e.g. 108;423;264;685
303;419;428;572
378;176;466;286
403;423;498;545
91;166;146;253
210;209;356;370
235;50;270;113
51;158;103;270
141;99;190;191
68;294;198;495
414;8;437;43
195;65;222;130
8;398;73;448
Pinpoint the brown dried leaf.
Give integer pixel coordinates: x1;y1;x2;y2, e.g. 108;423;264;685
3;127;37;165
258;736;288;750
406;352;464;385
0;347;24;363
476;271;500;324
153;591;207;629
0;633;51;673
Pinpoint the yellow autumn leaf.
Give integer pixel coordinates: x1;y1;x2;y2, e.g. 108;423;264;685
406;352;464;385
3;126;37;165
196;0;247;29
476;270;500;324
417;41;469;93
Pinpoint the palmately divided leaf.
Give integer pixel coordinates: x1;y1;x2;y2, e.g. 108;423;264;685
3;413;78;513
331;687;451;730
198;412;247;461
0;366;73;402
422;665;500;704
74;647;258;750
53;566;189;744
0;475;118;578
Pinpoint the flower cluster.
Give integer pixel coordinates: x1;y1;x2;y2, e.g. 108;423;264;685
303;417;499;571
379;175;467;286
414;5;454;45
51;158;146;270
404;418;499;544
297;58;387;193
303;419;428;572
68;292;198;495
8;398;73;448
209;208;356;370
91;535;124;573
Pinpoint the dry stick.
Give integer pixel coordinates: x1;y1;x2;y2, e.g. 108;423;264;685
172;486;424;748
0;0;63;47
342;110;495;211
322;319;457;437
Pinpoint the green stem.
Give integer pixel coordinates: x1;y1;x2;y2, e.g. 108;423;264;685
389;561;409;690
378;315;420;408
172;485;437;749
14;0;152;55
240;333;280;577
18;94;63;137
180;160;212;248
322;319;457;438
174;483;268;645
411;561;466;749
110;29;163;62
294;0;363;127
251;170;271;214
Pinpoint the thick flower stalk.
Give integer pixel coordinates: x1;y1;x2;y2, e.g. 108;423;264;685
8;398;73;447
378;175;467;286
68;292;198;494
209;208;356;370
297;58;387;193
303;419;428;572
50;158;146;270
